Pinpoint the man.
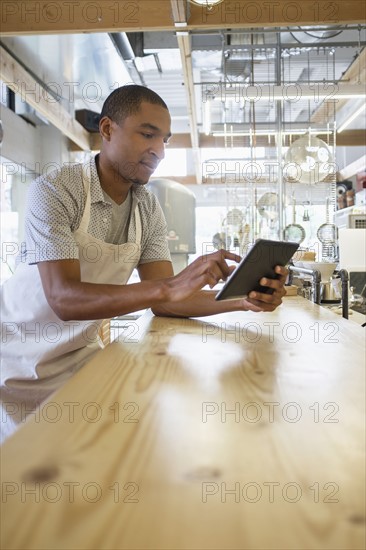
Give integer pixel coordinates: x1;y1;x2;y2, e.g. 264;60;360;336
1;85;287;441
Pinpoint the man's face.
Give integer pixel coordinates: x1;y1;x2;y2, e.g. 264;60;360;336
103;101;172;185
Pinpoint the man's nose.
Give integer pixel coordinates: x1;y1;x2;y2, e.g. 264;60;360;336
150;141;165;161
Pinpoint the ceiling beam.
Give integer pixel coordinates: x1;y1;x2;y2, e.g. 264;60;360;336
174;31;199;152
74;132;196;151
337;154;366;180
200;129;366;148
76;131;195;152
1;1;365;35
336;129;366;146
188;1;366;30
170;0;188;23
70;128;366;153
0;45;91;150
311;47;366;125
171;0;202;183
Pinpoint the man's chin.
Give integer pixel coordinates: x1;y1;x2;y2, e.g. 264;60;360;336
130;164;155;185
130;177;149;186
130;179;149;187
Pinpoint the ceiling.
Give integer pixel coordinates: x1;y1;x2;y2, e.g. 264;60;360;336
138;27;366;131
0;1;365;183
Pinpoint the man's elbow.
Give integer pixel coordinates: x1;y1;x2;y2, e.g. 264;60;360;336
151;305;185;318
151;305;168;317
45;292;74;322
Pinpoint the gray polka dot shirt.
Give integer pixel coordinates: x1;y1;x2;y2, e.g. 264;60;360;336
21;155;171;266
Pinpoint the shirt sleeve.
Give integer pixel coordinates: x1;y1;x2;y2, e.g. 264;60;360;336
22;167;84;265
138;193;171;265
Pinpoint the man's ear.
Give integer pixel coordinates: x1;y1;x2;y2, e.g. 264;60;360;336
99;116;113;141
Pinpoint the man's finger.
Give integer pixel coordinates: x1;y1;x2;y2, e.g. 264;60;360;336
275;265;288;282
220;250;242;263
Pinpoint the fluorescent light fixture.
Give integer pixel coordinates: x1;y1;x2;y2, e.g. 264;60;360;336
212;130;332;137
337;103;366;133
190;0;224;6
205;84;366;102
204;101;211;135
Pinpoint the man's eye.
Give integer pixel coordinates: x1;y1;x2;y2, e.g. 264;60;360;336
142;133;154;139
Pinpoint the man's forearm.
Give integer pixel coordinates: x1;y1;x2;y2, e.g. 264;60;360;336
151;290;244;318
38;252;240;321
45;278;170;321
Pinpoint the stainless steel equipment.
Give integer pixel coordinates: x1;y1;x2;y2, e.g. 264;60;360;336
320;278;342;303
288;264;349;318
147;178;196;273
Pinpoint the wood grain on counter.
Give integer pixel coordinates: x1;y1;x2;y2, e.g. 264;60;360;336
1;297;365;550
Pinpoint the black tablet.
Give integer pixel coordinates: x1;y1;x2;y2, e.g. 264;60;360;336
215;239;299;301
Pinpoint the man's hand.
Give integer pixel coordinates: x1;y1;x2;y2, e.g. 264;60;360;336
163;250;241;303
37;251;242;321
149;255;288;318
38;251;287;321
239;265;288;312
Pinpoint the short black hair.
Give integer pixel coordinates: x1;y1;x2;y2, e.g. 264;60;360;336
100;85;168;124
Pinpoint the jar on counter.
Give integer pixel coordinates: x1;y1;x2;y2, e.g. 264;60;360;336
337;195;346;210
346;190;355;207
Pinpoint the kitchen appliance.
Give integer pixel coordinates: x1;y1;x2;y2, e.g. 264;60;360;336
148;178;196;273
334;206;366;229
320;277;342;303
338;228;366;271
338;228;366;318
298;261;338;282
292;261;340;303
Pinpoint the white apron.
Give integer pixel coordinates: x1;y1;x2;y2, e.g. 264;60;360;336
0;163;141;441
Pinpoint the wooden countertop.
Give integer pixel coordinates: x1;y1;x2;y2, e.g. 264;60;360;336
1;297;365;550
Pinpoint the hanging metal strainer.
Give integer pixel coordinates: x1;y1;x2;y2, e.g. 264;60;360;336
317;198;338;260
283;198;306;244
257;192;278;221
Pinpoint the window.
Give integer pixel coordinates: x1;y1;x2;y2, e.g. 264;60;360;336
153;149;187;178
0;160;32;283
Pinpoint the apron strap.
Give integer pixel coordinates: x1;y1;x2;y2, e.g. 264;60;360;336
134;205;142;245
78;161;142;245
80;159;142;248
78;162;92;233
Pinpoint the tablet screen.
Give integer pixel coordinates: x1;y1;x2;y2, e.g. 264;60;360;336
215;239;299;301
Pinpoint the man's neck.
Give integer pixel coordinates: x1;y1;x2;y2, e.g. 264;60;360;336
95;153;132;205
